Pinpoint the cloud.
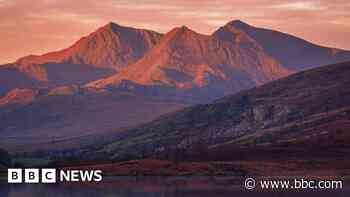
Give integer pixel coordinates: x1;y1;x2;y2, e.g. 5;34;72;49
113;1;183;11
266;1;325;11
27;10;104;26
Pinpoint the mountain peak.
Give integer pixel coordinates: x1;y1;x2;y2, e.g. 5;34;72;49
165;25;203;41
226;20;251;29
170;25;195;34
179;25;189;31
213;20;261;49
104;21;120;28
105;21;119;27
99;22;126;33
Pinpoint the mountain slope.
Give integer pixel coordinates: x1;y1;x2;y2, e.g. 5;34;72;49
0;87;187;152
99;61;350;160
0;63;115;96
0;64;40;96
87;26;291;101
214;20;350;70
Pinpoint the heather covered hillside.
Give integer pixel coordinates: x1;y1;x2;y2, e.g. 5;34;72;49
96;61;350;162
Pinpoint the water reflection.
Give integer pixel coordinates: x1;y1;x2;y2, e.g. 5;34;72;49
0;177;348;197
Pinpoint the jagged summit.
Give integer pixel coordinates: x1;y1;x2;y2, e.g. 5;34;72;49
170;25;191;35
103;21;122;28
164;25;205;41
97;22;126;33
2;19;350;94
88;21;291;93
14;22;162;72
100;22;161;35
0;22;163;91
175;25;190;31
213;20;262;50
86;26;216;89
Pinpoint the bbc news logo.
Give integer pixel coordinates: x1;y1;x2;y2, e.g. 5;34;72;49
8;169;102;184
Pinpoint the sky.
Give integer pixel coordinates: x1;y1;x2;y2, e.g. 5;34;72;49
0;0;349;64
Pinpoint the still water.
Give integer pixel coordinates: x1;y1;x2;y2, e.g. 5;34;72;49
0;177;348;197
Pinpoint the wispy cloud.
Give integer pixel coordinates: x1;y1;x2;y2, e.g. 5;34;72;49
266;1;325;11
27;11;104;25
113;2;183;11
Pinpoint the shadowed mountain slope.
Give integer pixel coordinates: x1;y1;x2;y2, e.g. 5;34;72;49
0;87;187;152
98;61;350;160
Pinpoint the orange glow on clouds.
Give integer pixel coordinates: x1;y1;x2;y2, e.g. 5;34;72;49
0;0;349;64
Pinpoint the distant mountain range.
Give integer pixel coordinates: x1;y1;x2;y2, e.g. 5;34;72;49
1;20;350;152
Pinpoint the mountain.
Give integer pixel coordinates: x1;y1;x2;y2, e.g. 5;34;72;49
214;20;350;70
0;63;115;96
0;22;162;95
87;20;350;100
15;22;162;71
3;20;350;97
97;61;350;160
87;25;291;101
2;20;350;153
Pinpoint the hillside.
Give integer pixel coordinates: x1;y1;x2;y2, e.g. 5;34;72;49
98;61;350;161
0;88;187;152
